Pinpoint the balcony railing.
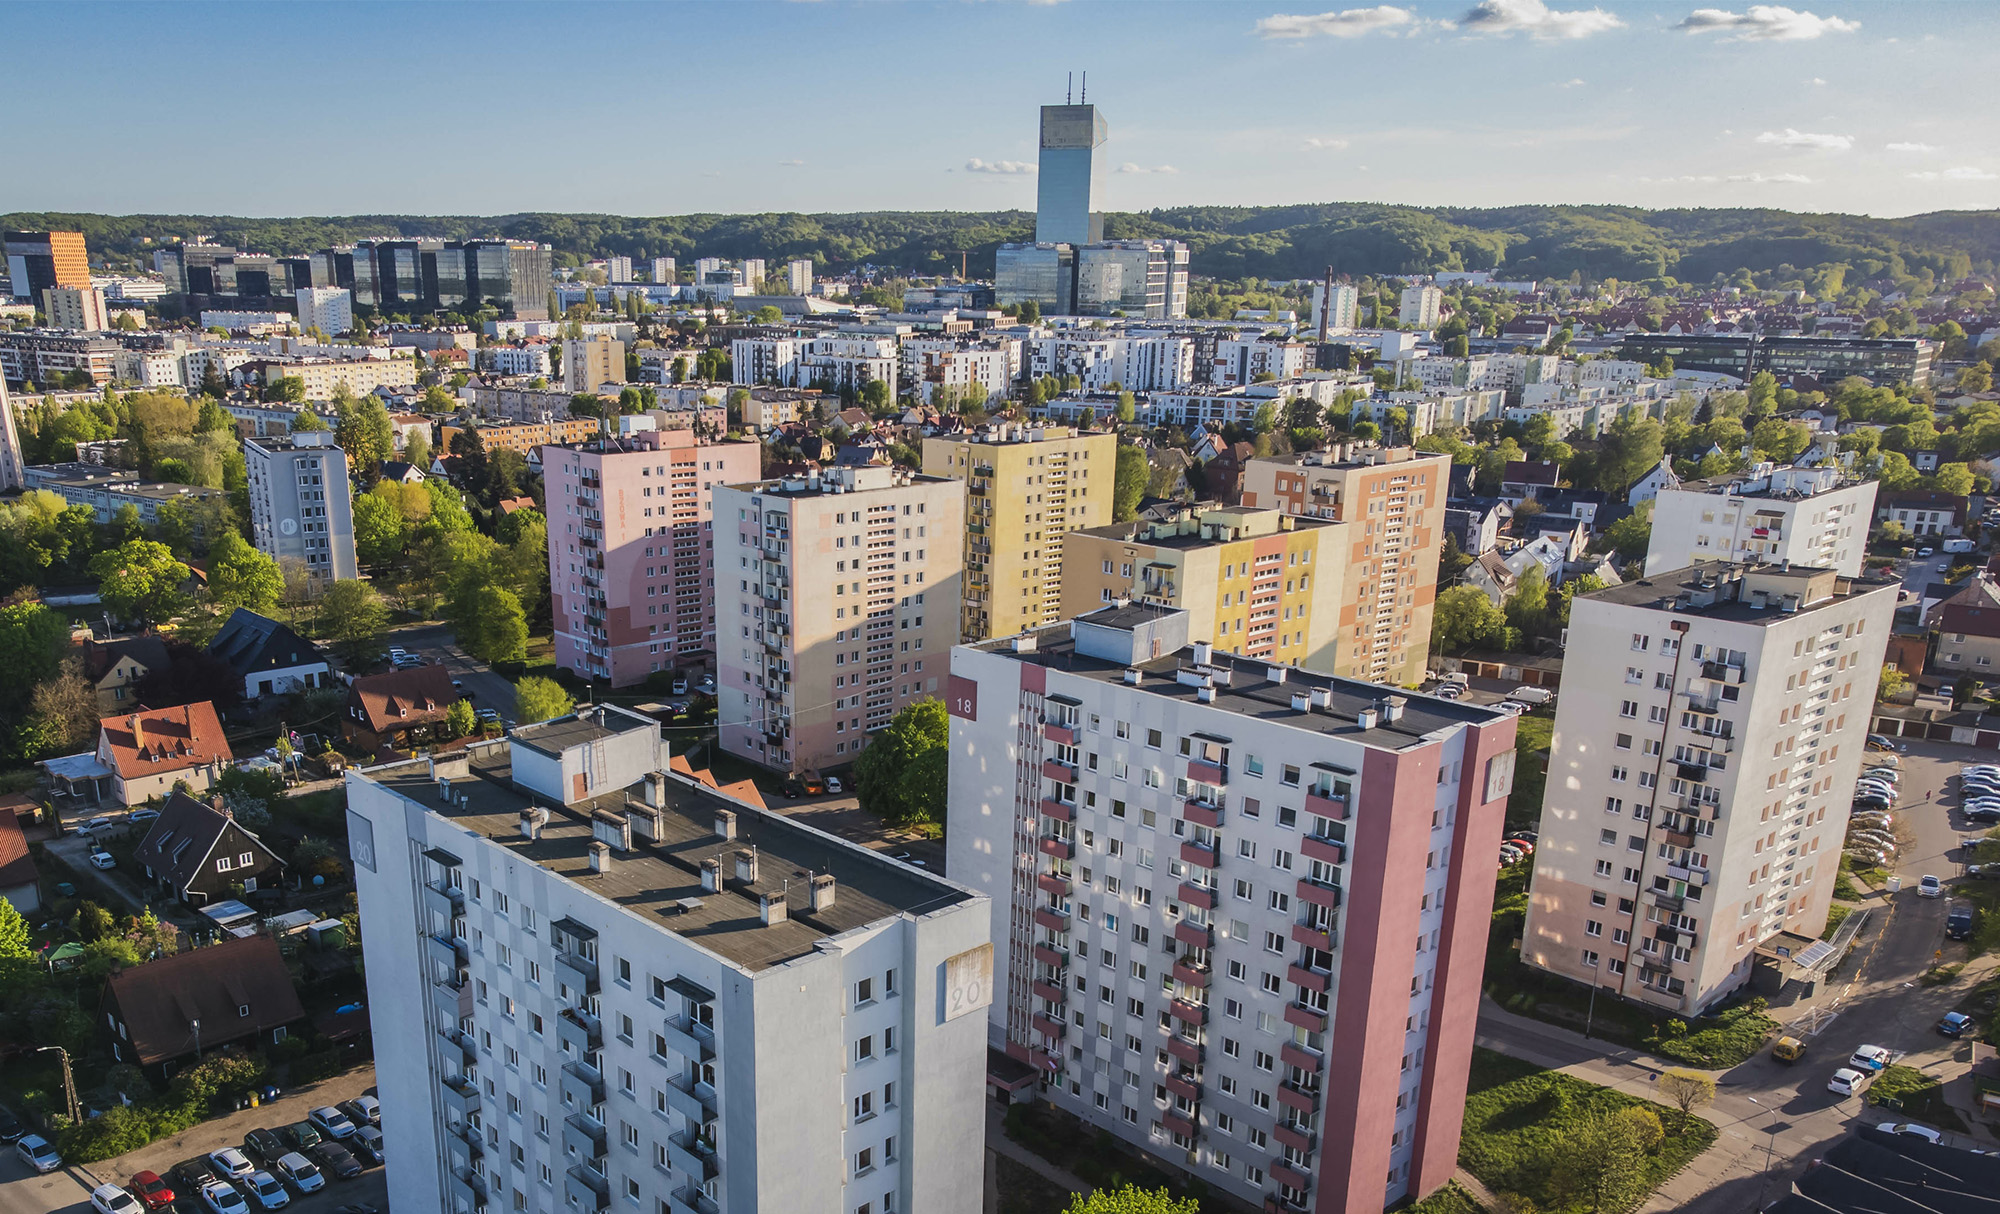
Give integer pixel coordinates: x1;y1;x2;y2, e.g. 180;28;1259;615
1304;790;1349;821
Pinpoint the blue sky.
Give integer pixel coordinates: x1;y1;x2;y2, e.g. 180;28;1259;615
7;0;1995;218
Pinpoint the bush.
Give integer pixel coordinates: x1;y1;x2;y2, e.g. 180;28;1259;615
286;1048;344;1086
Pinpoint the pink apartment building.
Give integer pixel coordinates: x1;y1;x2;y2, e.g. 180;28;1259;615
947;604;1517;1213
715;465;965;776
543;428;762;687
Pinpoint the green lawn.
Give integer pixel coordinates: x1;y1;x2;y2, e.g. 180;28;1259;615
1822;904;1854;941
1458;1048;1716;1214
993;1155;1076;1214
1405;1181;1487;1214
1869;1064;1968;1131
1507;716;1553;832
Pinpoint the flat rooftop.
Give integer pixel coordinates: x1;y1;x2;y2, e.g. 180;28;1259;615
1071;510;1336;552
364;744;971;973
971;628;1509;752
1589;561;1895;623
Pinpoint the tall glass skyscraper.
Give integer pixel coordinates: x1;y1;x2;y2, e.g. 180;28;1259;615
1035;104;1106;245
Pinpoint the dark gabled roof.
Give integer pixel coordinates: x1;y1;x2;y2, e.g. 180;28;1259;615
1937;602;2000;640
133;790;281;893
347;664;458;733
207;609;326;678
103;934;305;1065
1769;1129;2000;1214
83;634;170;683
1501;459;1560;486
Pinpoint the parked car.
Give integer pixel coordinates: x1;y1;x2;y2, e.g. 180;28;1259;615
279;1122;322;1152
1827;1067;1871;1097
16;1134;60;1173
698;675;716;694
1867;734;1907;753
825;776;843;795
672;677;689;695
127;1171;176;1211
245;1172;290;1211
307;1142;363;1181
1494;700;1531;715
1848;1044;1892;1072
1877;1122;1944;1144
337;1097;380;1128
307;1106;356;1140
1938;1011;1974;1037
1772;1036;1806;1063
200;1181;248;1214
128;808;160;826
0;1105;23;1142
1947;908;1975;939
91;1183;144;1214
243;1128;287;1164
208;1148;255;1180
272;1153;324;1194
347;1125;384;1166
89;849;116;869
172;1158;219;1192
1968;864;1999;879
1918;874;1943;898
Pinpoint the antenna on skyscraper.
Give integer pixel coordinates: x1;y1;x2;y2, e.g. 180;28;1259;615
1080;71;1087;104
1067;72;1073;105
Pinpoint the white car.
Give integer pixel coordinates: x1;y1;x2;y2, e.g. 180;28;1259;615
200;1182;248;1214
1918;874;1943;898
209;1147;255;1180
89;850;116;870
90;1184;143;1214
825;776;843;795
306;1105;355;1139
273;1153;324;1194
1828;1067;1870;1097
1849;1044;1892;1072
16;1134;60;1172
1878;1122;1943;1144
1494;700;1530;715
245;1171;290;1210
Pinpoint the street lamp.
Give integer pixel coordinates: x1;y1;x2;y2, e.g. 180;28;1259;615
1746;1095;1780;1196
35;1046;79;1126
1583;952;1605;1040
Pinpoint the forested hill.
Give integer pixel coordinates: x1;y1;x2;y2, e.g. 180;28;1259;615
11;203;2000;285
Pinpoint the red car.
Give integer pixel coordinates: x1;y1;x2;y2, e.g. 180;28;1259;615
128;1171;176;1210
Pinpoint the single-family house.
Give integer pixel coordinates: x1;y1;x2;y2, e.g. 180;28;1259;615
378;460;426;484
1463;550;1519;607
1500;460;1561;503
1933;597;2000;676
1445;497;1510;557
132;790;286;906
101;934;306;1076
1625;455;1681;508
94;702;233;807
82;635;171;714
1877;489;1967;538
207;609;332;699
343;664;459;751
0;810;41;915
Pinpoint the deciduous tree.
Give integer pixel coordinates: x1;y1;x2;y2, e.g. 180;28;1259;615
206;532;283;614
1112;443;1149;522
853;699;949;827
515;676;573;725
1657;1068;1716;1133
316;579;388;665
90;540;190;625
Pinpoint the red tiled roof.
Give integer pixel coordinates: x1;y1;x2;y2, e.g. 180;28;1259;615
0;810;37;892
347;665;458;734
98;702;232;780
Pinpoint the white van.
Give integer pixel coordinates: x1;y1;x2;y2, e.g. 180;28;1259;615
1509;686;1554;706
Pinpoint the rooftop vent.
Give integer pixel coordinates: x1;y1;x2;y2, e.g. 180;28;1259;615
1268;665;1289;685
758;891;789;926
1356;706;1380;730
519;806;549;841
1309;687;1333;712
714;809;738;841
1382;695;1407;724
1192;640;1213;665
587;840;611;873
644;771;666;807
700;857;722;893
734;848;759;885
1291;691;1311;712
1197;686;1216;703
626;802;662;842
592;811;632;853
809;873;837;913
1012;634;1038;654
438;778;452;802
1123;668;1142;685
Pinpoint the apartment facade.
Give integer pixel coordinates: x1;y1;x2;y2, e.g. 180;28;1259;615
1239;445;1450;686
346;708;990;1214
544;430;762;687
1644;465;1877;578
564;335;625;393
1522;564;1895;1014
244;430;358;581
444;417;602;457
242;355;419;401
42;286;108;332
921;425;1116;642
714;466;965;775
296;287;354;335
1398;286;1442;329
946;604;1518;1214
1060;505;1349;671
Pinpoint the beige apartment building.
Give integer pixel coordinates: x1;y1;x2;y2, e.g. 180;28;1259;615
1239;444;1450;685
715;465;965;775
922;424;1115;642
245;356;419;402
1059;503;1349;670
562;333;625;392
1522;563;1895;1014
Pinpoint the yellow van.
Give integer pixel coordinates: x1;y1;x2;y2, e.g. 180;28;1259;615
1773;1036;1806;1063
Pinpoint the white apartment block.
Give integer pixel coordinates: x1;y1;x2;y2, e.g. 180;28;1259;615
1309;283;1358;335
729;336;898;400
244;430;358;581
715;466;965;776
116;349;186;390
946;604;1519;1213
1522;563;1895;1014
1645;465;1877;578
482;345;554;378
346;707;990;1214
296;287;354;336
786;260;814;296
564;336;626;394
1209;340;1309;388
605;256;634;283
1398;286;1442;329
651;257;676;284
901;339;1020;405
741;260;766;290
1023;335;1193;394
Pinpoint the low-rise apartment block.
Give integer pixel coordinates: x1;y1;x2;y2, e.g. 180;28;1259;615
240;355;419;401
544;429;762;687
1060;504;1349;670
947;603;1517;1214
714;466;965;775
1522;563;1895;1014
1644;464;1876;578
443;417;601;457
730;334;900;399
347;707;990;1214
922;425;1116;642
244;430;357;581
1239;445;1450;686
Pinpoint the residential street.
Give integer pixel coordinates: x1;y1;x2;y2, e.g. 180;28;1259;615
385;621;519;720
1480;736;1999;1213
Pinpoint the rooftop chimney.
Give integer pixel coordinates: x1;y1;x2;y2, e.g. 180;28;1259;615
1291;691;1311;712
587;841;610;873
1356;706;1380;730
809;873;837;913
627;802;661;842
734;849;759;885
592;811;632;853
758;891;789;926
700;857;722;893
1192;640;1213;666
714;810;738;841
519;806;549;841
645;771;666;808
1382;695;1407;724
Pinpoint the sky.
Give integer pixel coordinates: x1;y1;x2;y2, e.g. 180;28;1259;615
6;0;1997;220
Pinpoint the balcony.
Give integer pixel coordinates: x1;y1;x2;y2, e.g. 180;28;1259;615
441;1075;480;1120
1042;721;1077;746
1180;840;1218;869
661;1015;717;1063
666;1129;720;1183
1295;878;1342;909
1169;998;1209;1026
1040;798;1074;824
1036;873;1070;897
1032;943;1069;971
1287;965;1332;993
1662;828;1695;848
1183;798;1223;828
1032;1012;1068;1041
1300;835;1346;866
558;1007;602;1055
1665;863;1710;886
560;1061;606;1109
445;1125;482;1172
1272;1121;1314;1153
1042;759;1078;783
1285;1003;1329;1033
1701;660;1744;685
1291;922;1335;951
1304;790;1348;821
670;1189;720;1214
1032;976;1068;1004
1032;907;1070;933
1186;759;1227;785
665;1074;718;1123
441;1027;477;1067
1269;1160;1311;1192
421;880;464;920
1172;958;1211;988
1650;889;1685;912
1037;836;1076;860
1166;1036;1204;1065
1178;881;1216;910
554;949;599;997
563;1113;607;1163
1174;921;1214;948
426;933;467;972
1165;1073;1202;1102
1275;1081;1321;1114
431;977;474;1023
1674;761;1710;784
1162;1110;1198;1139
447;1169;488;1213
1280;1042;1323;1073
564;1164;610;1213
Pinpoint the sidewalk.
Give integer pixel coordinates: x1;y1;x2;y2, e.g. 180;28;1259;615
91;1065;376;1189
984;1103;1092;1200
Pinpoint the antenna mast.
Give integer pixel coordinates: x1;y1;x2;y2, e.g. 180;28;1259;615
1066;72;1073;105
1080;71;1087;104
1319;264;1336;343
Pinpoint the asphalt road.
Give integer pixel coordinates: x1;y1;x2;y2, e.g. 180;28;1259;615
384;622;519;721
0;1148;93;1214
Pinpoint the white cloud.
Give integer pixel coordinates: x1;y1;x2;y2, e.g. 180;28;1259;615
1459;0;1624;39
1114;163;1180;174
1255;5;1413;38
1302;136;1351;150
1560;77;1586;87
963;158;1034;175
1678;6;1858;40
1886;141;1940;153
1909;167;1998;182
778;159;805;167
1807;77;1826;85
1754;128;1852;151
1641;171;1813;184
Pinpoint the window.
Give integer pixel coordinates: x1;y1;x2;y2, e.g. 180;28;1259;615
856;1036;874;1062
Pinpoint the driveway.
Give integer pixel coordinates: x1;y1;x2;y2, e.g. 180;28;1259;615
0;1149;93;1214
